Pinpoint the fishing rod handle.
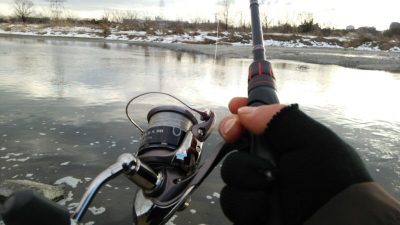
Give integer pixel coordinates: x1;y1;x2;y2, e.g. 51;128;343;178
247;60;279;175
247;60;281;225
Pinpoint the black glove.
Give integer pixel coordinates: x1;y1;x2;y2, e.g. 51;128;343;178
220;104;372;225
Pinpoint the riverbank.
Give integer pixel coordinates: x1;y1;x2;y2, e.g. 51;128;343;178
1;32;399;72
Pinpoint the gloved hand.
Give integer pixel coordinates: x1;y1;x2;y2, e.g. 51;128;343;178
218;97;372;225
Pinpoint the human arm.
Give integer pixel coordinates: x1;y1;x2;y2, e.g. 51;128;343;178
219;97;400;225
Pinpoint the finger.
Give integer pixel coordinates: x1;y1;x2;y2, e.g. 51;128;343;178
228;97;248;114
238;104;286;135
219;114;244;143
221;151;273;190
220;186;269;225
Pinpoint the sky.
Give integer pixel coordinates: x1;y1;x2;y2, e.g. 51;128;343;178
0;0;399;30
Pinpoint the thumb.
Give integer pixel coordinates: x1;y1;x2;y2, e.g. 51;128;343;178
237;104;286;135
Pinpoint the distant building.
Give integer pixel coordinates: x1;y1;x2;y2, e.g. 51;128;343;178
389;22;400;34
389;22;400;30
357;26;379;34
346;25;355;31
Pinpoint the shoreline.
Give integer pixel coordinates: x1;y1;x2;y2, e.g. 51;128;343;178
1;33;399;72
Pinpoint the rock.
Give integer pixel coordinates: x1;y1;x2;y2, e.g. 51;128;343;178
0;180;65;203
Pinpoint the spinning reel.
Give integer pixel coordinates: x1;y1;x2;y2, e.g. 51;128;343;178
1;92;236;225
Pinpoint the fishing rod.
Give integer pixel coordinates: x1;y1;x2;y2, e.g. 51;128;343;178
248;0;279;176
0;1;280;225
248;1;281;224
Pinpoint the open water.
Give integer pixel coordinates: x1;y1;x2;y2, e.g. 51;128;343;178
0;37;399;225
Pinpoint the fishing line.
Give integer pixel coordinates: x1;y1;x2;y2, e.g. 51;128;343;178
214;14;219;62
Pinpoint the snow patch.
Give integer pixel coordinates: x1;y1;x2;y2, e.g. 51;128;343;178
55;176;82;188
7;156;30;162
355;42;381;51
189;209;197;214
389;46;400;52
88;206;106;215
58;191;74;206
212;192;220;198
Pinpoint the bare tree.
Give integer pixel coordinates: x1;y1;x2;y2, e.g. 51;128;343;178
124;10;138;21
261;12;272;33
13;0;34;23
110;9;124;23
218;0;235;30
158;0;165;20
123;10;139;30
104;9;137;21
260;0;272;33
47;0;66;21
101;9;111;23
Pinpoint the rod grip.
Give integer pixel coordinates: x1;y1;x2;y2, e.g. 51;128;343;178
248;60;278;105
247;60;279;173
1;190;70;225
247;60;281;225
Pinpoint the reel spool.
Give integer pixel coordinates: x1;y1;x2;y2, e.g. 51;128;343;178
138;105;201;173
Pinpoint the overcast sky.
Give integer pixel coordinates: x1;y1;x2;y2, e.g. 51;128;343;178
0;0;399;30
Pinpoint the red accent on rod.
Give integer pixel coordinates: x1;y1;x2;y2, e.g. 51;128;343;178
258;62;262;75
249;67;253;80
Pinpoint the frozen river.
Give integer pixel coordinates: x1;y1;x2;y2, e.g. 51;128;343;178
0;36;399;225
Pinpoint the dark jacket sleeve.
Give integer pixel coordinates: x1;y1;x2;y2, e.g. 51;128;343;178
305;182;400;225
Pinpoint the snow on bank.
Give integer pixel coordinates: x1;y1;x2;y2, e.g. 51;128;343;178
264;38;343;49
0;24;399;52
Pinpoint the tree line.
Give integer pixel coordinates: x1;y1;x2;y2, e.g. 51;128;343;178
4;0;400;37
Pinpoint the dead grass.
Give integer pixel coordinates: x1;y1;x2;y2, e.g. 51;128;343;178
339;33;399;49
265;34;303;42
99;23;111;38
127;34;146;40
172;24;185;35
220;33;250;43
